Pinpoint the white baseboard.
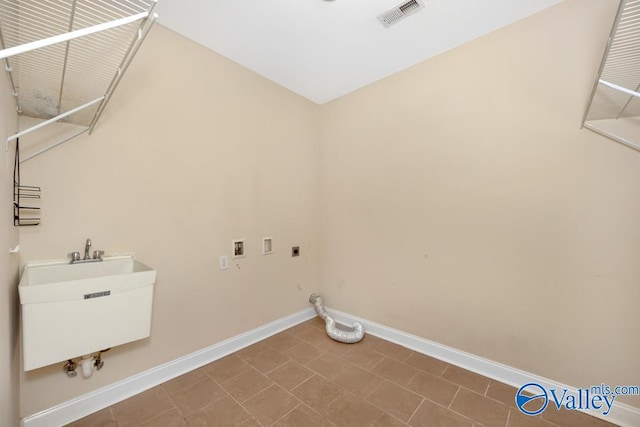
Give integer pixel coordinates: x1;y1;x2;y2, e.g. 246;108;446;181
22;305;640;427
20;307;317;427
328;308;640;427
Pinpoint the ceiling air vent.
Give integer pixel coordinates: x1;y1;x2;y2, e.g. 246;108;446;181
377;0;424;28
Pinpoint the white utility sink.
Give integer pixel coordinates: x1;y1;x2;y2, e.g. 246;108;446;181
19;255;156;371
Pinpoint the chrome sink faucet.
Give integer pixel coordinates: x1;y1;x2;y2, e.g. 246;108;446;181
84;238;92;260
69;238;104;264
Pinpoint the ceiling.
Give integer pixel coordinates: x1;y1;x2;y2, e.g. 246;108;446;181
156;0;562;104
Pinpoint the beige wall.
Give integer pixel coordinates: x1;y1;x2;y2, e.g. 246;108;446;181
318;0;640;408
0;59;20;426
14;0;640;418
18;25;320;416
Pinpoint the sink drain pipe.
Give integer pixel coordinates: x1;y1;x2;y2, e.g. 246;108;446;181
63;349;107;378
80;355;95;378
309;294;364;343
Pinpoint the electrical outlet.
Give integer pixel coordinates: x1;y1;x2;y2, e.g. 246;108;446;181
219;255;228;270
292;246;300;257
233;239;245;258
263;237;273;255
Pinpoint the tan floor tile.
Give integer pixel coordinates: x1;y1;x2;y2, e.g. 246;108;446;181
326;396;384;427
409;399;473;427
314;337;355;357
292;375;345;414
272;404;332;427
111;386;174;426
75;327;583;427
404;352;449;377
305;317;327;329
236;341;270;359
243;384;301;426
367;381;423;423
441;365;490;394
541;406;618;427
186;395;250;426
203;354;250;383
406;372;459;406
162;368;208;396
354;334;386;351
242;347;291;373
374;341;414;362
263;331;303;351
288;323;319;338
139;409;187;427
449;387;509;427
170;378;227;417
372;357;419;386
285;340;326;364
221;367;273;402
507;408;557;427
306;353;353;380
373;412;408;426
295;325;330;346
268;360;315;390
239;418;263;427
332;365;385;398
66;408;115;427
342;346;386;370
486;380;518;407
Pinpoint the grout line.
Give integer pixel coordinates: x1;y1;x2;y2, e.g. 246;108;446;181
217;360;253;384
407;397;425;424
369;355;387;372
448;386;461;410
290;373;317;393
404;369;420;388
324;384;362;414
482;390;515;407
440;363;450;378
221;380;270;427
135;387;182;425
139;406;181;426
483;380;491;396
381;410;411;426
262;358;292;376
267;403;301;427
370;410;387;426
505;407;512;427
424;394;477;425
158;384;182;416
362;372;388;400
299;401;326;418
238;382;274;405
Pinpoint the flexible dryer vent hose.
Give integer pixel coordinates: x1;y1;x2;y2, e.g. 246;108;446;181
309;294;364;344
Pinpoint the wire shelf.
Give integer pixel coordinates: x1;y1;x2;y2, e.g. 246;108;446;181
583;0;640;151
0;0;156;132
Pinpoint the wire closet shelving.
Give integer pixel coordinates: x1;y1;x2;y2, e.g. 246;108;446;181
583;0;640;152
0;0;158;163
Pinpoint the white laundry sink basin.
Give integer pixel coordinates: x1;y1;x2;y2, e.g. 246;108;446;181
19;255;156;371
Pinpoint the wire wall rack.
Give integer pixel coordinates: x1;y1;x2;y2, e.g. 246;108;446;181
13;138;40;226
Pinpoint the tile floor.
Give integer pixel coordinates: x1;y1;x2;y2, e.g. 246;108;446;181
67;318;617;427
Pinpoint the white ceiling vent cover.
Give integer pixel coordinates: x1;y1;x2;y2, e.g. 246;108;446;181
377;0;425;28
